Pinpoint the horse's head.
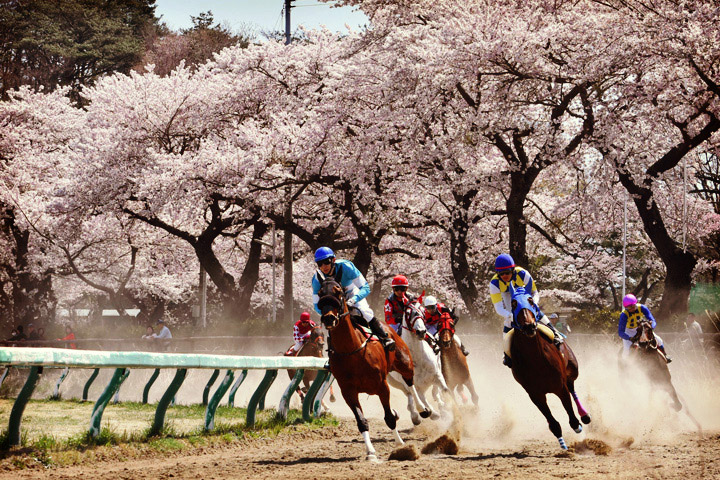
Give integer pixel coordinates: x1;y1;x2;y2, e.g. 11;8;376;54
316;278;347;330
632;320;657;349
510;286;540;337
404;299;427;339
437;313;455;348
309;325;325;345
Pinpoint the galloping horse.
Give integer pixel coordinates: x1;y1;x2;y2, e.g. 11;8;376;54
436;313;479;406
627;320;682;411
507;286;591;450
285;326;335;403
387;298;449;424
317;278;422;461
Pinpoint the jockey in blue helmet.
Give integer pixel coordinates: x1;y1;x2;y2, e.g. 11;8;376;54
311;246;395;351
489;253;564;367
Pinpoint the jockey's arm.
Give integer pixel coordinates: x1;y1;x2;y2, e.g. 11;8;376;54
346;267;370;303
383;300;394;324
618;313;632;341
311;276;322;314
640;305;657;329
489;281;512;319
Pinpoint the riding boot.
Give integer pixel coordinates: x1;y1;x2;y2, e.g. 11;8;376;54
369;317;396;352
460;344;470;356
658;345;672;363
541;317;565;347
502;353;512;368
424;334;440;354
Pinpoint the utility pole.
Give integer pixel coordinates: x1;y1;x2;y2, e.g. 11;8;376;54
285;0;293;45
284;189;294;324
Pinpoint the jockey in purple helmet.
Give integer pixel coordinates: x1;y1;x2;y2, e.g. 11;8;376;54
311;246;395;351
489;253;564;367
618;294;671;363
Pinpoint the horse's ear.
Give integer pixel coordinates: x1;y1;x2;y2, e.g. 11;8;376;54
418;290;425;304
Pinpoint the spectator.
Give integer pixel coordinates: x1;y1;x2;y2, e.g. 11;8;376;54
27;323;41;345
56;325;77;349
685;312;703;350
37;327;46;340
154;319;172;351
141;326;155;339
7;326;26;344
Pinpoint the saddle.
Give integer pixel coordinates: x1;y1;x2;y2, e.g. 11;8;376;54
503;324;555;359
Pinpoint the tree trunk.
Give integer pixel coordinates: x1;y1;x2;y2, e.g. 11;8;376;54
448;207;482;321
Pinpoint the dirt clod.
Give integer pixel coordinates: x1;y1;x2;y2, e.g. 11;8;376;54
421;435;459;455
570;439;612;456
388;444;420;461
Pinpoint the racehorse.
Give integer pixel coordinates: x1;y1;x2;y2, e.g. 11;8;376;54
317;278;424;461
627;320;682;411
285;326;335;404
436;313;479;406
506;286;591;450
387;298;449;424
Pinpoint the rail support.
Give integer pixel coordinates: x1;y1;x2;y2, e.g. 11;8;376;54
313;373;335;417
142;368;161;404
51;367;70;400
82;368;100;401
227;369;248;407
204;370;234;431
277;369;304;420
246;369;277;428
89;368;129;437
202;369;220;406
3;366;42;447
302;370;329;422
150;368;187;436
0;366;11;390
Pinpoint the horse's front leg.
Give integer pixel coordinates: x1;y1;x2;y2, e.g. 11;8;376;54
342;389;377;461
529;393;567;450
558;388;582;434
388;373;421;425
378;381;404;446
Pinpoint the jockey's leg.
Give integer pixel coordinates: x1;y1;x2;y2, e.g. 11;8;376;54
654;334;672;363
286;340;303;356
425;324;440;354
357;299;395;352
538;314;564;346
621;338;633;357
502;324;512;368
453;334;469;356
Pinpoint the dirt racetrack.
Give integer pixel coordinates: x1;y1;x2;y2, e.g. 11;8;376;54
1;334;718;479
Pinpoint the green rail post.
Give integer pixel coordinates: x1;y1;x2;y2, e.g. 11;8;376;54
227;369;248;407
51;367;70;400
4;366;42;447
82;368;100;401
202;369;220;406
302;370;329;422
89;368;129;437
150;368;187;436
142;368;161;404
0;366;10;389
204;370;234;431
313;373;335;417
246;369;277;428
277;369;305;420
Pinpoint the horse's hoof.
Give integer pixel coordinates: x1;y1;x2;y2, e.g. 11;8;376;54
330;394;336;402
411;415;422;426
581;414;591;424
673;402;683;412
558;437;568;450
573;424;583;434
430;410;441;420
419;409;431;419
367;453;379;463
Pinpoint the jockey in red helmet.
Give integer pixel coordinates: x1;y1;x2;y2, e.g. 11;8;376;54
286;311;317;356
384;275;414;333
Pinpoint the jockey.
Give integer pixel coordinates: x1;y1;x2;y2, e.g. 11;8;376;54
618;294;672;363
489;253;563;367
286;311;316;356
384;275;415;333
424;295;469;356
311;246;395;351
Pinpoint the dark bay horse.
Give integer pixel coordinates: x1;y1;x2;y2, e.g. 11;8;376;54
285;326;335;403
507;286;591;450
626;320;682;411
437;314;479;406
317;278;417;461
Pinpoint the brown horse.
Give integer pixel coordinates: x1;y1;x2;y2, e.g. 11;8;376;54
317;278;419;461
285;326;335;403
508;286;591;450
436;315;479;406
627;320;682;411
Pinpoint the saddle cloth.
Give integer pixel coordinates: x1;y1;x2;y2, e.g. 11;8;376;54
503;324;555;358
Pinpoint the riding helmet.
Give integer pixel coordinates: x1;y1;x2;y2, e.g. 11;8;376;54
622;294;638;308
494;253;515;272
314;246;335;263
299;311;311;322
391;275;409;287
424;295;438;308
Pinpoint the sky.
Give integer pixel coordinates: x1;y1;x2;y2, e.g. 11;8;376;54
154;0;368;35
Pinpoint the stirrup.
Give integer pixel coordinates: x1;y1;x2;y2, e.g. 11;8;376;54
461;345;470;356
502;354;512;368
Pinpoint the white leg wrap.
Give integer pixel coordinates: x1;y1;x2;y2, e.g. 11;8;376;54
362;431;376;456
392;428;404;445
